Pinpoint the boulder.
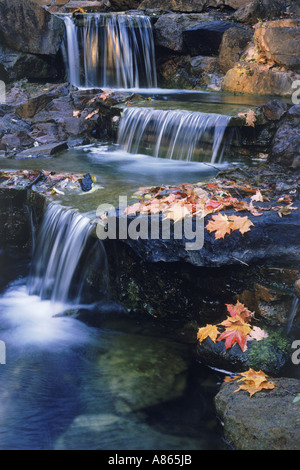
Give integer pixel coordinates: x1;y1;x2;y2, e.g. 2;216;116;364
233;0;285;25
0;46;58;82
196;329;292;376
222;63;300;97
154;13;216;53
215;378;300;450
262;100;288;121
183;21;242;56
218;26;253;73
270;122;300;169
255;20;300;72
0;0;65;55
138;0;215;12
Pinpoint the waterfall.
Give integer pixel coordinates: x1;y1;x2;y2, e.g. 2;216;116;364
62;13;157;89
117;107;232;163
27;203;106;307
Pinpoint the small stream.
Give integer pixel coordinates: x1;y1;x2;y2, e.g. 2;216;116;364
0;248;225;450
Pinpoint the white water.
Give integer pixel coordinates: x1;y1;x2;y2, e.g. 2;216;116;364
62;14;157;89
27;203;93;307
117;107;233;163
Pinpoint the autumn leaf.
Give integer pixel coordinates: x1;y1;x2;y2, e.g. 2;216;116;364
251;190;264;203
165;202;191;223
233;369;276;397
85;109;99;120
247;326;269;342
245;109;256;127
72;7;85;16
217;323;251;352
228;215;254;235
197;324;220;343
206;213;232;239
226;301;253;323
276;204;298;217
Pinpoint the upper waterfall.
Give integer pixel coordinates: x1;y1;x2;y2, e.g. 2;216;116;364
62;13;157;89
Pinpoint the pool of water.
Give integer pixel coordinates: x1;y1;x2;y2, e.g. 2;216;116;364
0;251;226;450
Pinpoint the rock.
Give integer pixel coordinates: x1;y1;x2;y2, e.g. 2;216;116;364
138;0;217;12
154;13;217;54
54;413;203;450
270;123;300;168
0;0;65;55
61;0;112;12
262;100;288;121
218;26;253;73
221;63;300;97
80;174;93;192
157;55;220;89
233;0;285;25
0;46;58;83
196;330;291;376
97;332;189;412
255;20;300;72
108;197;300;268
15;142;68;159
215;378;300;450
183;21;239;56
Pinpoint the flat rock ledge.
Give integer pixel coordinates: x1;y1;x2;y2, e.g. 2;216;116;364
215;377;300;450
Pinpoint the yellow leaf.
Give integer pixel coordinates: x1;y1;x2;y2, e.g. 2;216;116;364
197;324;220;343
206;213;232;239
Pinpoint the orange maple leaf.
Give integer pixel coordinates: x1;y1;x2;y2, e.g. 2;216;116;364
233;369;276;397
206;213;232;239
228;215;254;235
197;324;220;343
226;301;253;323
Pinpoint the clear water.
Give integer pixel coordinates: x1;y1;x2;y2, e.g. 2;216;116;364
0;250;226;450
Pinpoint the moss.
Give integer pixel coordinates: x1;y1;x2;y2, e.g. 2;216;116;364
247;330;292;375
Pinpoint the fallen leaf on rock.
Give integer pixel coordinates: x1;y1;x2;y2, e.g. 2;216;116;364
247;326;269;342
197;324;220;343
228;215;254;235
229;368;276;397
251;190;264;203
206;213;232;239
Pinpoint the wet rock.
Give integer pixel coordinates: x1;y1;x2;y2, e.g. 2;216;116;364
97;333;189;412
270;123;300;168
54;412;204;450
196;330;291;376
262;100;288;121
255;20;300;72
215;377;300;450
0;0;65;55
16;142;68;159
80;174;93;192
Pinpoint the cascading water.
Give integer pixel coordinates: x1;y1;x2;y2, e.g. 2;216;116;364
62;13;157;89
117;107;233;163
27;203;107;309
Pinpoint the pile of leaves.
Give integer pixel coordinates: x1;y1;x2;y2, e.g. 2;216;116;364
224;368;276;397
124;179;298;240
197;301;268;352
0;170;98;195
